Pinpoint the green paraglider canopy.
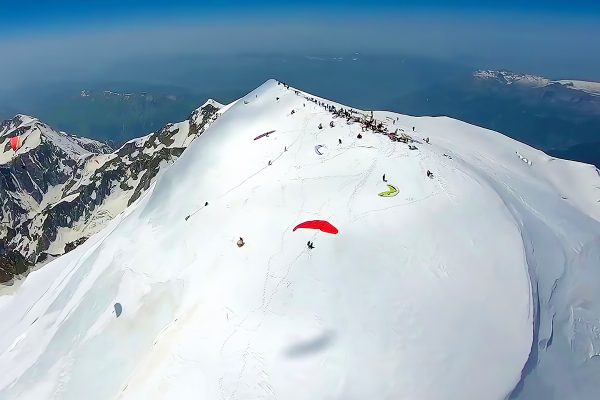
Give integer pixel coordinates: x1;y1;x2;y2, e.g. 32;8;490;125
378;184;398;197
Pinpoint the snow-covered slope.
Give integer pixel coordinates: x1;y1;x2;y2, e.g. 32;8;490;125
475;70;600;96
1;80;599;399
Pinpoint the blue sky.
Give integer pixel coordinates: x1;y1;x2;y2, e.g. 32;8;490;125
0;0;599;91
2;0;600;36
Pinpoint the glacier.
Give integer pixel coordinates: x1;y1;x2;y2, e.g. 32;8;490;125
0;79;599;399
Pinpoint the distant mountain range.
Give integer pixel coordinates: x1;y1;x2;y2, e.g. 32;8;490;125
41;88;207;144
474;69;600;96
391;69;600;167
0;83;211;146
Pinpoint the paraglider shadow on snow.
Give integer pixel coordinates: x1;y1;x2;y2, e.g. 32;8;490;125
114;303;122;318
284;331;336;358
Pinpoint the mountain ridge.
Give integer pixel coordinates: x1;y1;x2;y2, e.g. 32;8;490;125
0;100;222;282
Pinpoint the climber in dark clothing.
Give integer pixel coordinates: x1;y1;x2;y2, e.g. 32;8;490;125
338;138;342;145
427;170;434;178
330;121;334;128
383;174;387;182
205;202;208;206
307;241;315;249
318;123;323;130
357;133;363;139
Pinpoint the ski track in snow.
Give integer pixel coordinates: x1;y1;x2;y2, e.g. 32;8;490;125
1;80;600;400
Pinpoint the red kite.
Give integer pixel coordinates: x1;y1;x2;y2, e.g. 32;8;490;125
293;220;338;234
9;136;22;152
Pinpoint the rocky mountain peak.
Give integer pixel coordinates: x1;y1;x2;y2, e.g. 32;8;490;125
0;100;221;283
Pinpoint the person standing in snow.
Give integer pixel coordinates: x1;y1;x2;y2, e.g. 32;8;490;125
338;138;342;145
307;241;315;249
237;238;245;248
383;174;387;182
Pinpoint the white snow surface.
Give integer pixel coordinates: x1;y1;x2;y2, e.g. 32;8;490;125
1;80;600;400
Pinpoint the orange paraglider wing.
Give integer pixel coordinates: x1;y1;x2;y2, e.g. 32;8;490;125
293;220;339;234
9;136;22;152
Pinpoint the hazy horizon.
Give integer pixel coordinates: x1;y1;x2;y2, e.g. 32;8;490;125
1;1;600;96
1;0;599;168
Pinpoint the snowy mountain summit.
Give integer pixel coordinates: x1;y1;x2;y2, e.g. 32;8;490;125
1;80;600;399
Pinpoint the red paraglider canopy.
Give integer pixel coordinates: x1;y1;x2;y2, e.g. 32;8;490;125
293;220;339;234
9;136;22;152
